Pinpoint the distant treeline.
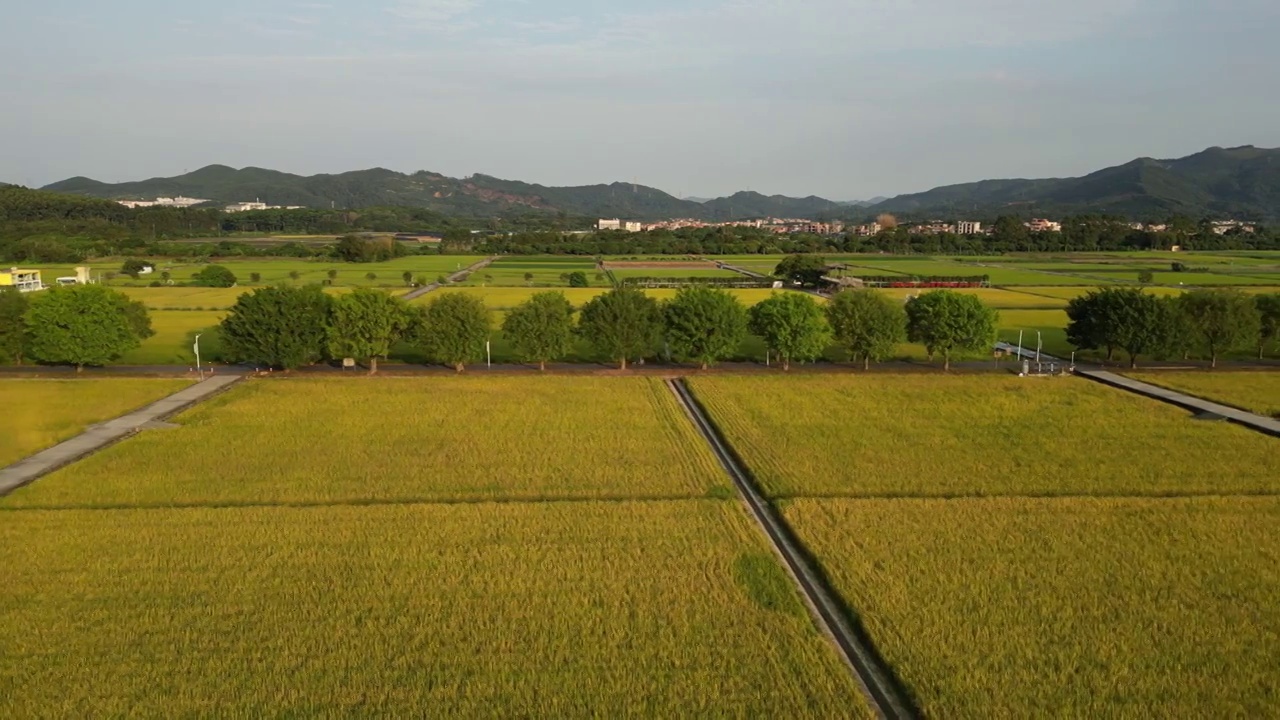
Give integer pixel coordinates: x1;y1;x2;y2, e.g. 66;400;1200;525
2;184;1278;263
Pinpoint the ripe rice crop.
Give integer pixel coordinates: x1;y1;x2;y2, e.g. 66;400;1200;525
782;496;1280;717
0;500;866;716
874;287;1064;308
4;377;728;508
1127;371;1280;418
0;379;192;466
687;375;1279;498
116;310;226;365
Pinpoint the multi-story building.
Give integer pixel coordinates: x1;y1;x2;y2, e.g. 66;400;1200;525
597;219;623;231
956;221;982;235
1026;218;1062;233
117;196;210;209
0;268;43;292
624;221;643;232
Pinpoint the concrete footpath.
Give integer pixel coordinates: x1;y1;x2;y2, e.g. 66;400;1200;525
1078;370;1280;438
402;256;497;301
0;374;243;496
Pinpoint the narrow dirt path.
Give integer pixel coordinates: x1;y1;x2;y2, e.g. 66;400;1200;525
1077;370;1280;438
0;375;244;497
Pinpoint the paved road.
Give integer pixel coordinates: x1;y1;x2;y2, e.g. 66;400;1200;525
1077;370;1280;438
402;256;497;301
0;375;243;496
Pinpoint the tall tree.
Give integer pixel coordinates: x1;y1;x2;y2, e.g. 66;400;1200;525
826;289;907;370
1091;288;1170;369
774;255;828;288
1066;290;1120;361
663;286;748;369
0;287;31;364
578;287;663;369
220;285;332;369
326;288;410;374
1178;289;1262;368
414;292;490;372
23;285;153;371
749;292;831;371
502;291;577;371
192;265;237;288
1257;293;1280;360
905;291;998;371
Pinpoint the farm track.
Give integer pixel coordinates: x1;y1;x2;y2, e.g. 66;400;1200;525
0;375;244;497
1077;370;1280;438
665;378;916;720
402;256;498;300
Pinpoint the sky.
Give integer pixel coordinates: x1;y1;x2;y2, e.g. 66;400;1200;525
3;0;1279;200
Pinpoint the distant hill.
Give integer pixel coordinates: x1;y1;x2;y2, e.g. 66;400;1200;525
38;146;1280;221
41;167;847;221
868;146;1280;221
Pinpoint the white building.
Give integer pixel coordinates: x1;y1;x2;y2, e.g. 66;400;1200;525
223;199;305;213
624;221;643;232
598;218;623;231
956;221;982;235
117;196;210;209
1026;218;1062;233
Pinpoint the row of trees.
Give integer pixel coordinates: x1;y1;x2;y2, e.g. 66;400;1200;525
1066;288;1280;367
0;286;153;369
217;285;1000;372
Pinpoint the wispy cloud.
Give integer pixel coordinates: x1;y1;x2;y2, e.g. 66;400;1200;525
387;0;482;29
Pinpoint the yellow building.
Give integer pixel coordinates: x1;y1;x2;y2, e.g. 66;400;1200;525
0;268;43;292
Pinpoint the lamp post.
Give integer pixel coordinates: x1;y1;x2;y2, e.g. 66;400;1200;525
194;333;204;381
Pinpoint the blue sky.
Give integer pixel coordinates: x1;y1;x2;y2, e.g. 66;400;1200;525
3;0;1278;199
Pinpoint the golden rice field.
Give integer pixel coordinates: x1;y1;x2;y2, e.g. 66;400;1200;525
1127;371;1280;418
117;285;361;310
874;287;1066;308
3;377;727;508
0;500;865;716
782;496;1280;717
687;375;1280;497
0;379;192;466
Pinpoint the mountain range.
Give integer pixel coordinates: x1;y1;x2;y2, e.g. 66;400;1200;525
37;145;1280;222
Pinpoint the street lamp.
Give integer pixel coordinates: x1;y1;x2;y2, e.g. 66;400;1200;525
194;333;204;381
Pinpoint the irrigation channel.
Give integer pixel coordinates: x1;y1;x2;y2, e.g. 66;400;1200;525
664;378;916;720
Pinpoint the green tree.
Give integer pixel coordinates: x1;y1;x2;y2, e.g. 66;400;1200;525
220;285;332;370
568;271;589;288
23;285;153;371
663;286;748;369
1107;289;1170;368
774;255;828;287
413;292;490;372
327;269;338;281
0;288;31;364
289;270;301;281
826;289;907;370
161;270;172;282
1137;270;1154;284
502;291;577;371
1256;293;1280;359
365;272;377;282
248;272;260;283
192;265;237;288
1066;290;1118;361
402;270;414;286
326;288;410;374
1178;289;1262;368
121;259;153;279
578;287;663;369
524;272;535;286
749;292;831;371
905;291;998;371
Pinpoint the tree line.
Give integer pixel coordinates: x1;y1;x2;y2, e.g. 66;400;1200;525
1067;288;1280;367
214;285;999;373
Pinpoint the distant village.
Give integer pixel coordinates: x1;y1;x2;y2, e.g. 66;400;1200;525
601;217;1259;237
115;197;304;213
